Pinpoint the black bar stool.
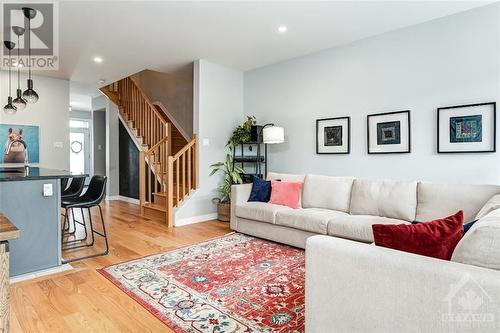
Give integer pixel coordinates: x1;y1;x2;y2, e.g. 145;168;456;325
60;177;69;192
61;177;85;199
61;175;109;263
61;176;86;234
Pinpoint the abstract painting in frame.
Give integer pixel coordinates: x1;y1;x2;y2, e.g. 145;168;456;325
367;110;410;154
316;117;350;154
438;102;496;153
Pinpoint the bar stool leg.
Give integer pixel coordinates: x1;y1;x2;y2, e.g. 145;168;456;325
62;208;90;246
61;204;109;263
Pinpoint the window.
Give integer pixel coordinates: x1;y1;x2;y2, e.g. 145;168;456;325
69;120;89;128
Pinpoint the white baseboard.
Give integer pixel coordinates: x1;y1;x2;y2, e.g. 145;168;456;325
105;195;140;205
10;264;73;284
175;213;218;227
118;195;140;205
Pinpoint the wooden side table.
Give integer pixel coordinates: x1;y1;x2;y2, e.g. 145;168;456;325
0;214;19;333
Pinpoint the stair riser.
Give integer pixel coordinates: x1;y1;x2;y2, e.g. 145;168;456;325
143;206;166;221
153;194;166;206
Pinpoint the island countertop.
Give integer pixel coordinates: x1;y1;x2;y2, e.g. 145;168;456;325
0;167;86;182
0;214;19;242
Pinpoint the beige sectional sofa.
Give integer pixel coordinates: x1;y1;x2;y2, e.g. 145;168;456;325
230;172;500;248
231;172;500;332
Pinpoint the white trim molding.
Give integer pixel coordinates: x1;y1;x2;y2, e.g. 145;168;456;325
106;195;140;205
10;264;73;284
153;101;191;141
175;213;218;227
118;195;140;205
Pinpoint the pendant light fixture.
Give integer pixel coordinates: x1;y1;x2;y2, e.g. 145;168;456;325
12;26;26;110
21;7;39;104
3;41;17;114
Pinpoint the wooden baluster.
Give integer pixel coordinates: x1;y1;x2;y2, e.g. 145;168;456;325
167;156;174;226
187;146;192;194
176;158;180;205
167;123;172;157
182;153;186;199
148;154;152;203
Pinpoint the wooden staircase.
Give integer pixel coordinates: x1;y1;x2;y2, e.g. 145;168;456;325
100;76;198;226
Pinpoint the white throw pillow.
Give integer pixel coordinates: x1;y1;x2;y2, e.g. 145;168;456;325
451;208;500;270
475;194;500;220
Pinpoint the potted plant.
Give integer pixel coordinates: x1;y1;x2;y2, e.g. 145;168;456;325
210;116;256;221
209;153;245;221
227;116;256;149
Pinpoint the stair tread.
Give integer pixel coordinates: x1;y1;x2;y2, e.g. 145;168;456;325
143;202;167;212
153;192;179;198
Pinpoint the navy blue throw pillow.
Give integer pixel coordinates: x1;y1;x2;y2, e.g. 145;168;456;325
412;219;477;234
248;176;272;202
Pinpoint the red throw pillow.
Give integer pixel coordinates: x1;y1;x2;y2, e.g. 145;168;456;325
268;181;303;209
372;210;464;260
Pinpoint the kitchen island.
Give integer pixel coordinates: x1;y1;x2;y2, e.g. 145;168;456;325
0;167;86;276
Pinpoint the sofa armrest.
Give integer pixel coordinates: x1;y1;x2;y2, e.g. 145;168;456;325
306;236;500;333
230;183;252;230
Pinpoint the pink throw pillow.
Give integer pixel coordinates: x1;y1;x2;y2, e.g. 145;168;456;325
269;181;303;209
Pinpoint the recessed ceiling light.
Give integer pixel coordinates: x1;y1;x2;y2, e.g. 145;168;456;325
277;26;288;33
97;79;106;85
93;56;103;63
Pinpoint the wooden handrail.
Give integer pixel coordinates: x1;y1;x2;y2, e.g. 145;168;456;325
173;137;196;159
145;135;169;155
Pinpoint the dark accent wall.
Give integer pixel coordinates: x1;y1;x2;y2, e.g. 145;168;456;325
119;122;139;199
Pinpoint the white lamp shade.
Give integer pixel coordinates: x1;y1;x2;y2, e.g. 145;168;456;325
263;126;284;144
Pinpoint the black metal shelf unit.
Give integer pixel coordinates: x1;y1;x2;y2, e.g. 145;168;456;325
232;141;267;183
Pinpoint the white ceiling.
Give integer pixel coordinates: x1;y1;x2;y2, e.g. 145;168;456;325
51;1;490;99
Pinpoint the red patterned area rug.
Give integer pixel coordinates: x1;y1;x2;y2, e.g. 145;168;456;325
98;233;305;332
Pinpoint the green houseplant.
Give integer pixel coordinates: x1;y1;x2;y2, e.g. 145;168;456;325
209;153;245;221
210;116;256;221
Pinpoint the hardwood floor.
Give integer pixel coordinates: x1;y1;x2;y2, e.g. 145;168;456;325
10;200;231;333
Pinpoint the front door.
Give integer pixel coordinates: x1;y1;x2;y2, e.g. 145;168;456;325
69;119;91;181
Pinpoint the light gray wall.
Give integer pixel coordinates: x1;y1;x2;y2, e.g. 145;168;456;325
134;69;193;138
93;110;106;176
176;59;244;222
244;4;500;184
0;73;70;170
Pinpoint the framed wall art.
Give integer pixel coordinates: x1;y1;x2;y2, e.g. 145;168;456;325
0;123;40;164
367;110;411;154
437;102;496;153
316;117;350;154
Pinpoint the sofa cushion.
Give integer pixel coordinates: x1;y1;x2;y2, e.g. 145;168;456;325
276;208;348;234
373;211;464;261
248;176;272;202
302;175;354;212
416;182;500;222
267;172;306;208
475;194;500;220
269;181;303;209
349;179;417;221
452;208;500;270
235;202;292;224
327;215;408;243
